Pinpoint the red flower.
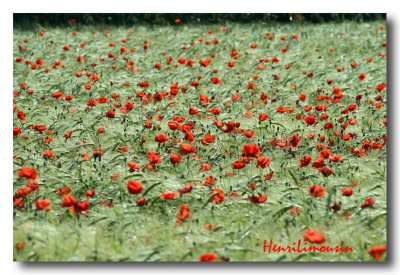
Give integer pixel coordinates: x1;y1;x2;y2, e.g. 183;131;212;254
161;191;179;200
259;113;268;121
308;184;325;197
368;245;387;261
241;143;260;158
18;167;38;180
303;229;326;244
180;143;196;155
232;160;246;169
35;199;51;211
248;194;268;204
176;204;191;224
256;156;271;168
155;133;168;143
210;189;224;204
136;197;146;207
106;109;115;118
199;253;217;262
178;183;192;194
361;197;374;209
319;167;333;177
127;161;142;172
312;157;324;168
170;154;182;164
61;194;76;207
127;180;143;195
304;114;317;125
341;188;353;196
85;190;96;198
71;200;90;214
300;155;312;167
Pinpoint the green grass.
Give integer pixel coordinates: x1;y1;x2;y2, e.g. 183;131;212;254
13;20;387;262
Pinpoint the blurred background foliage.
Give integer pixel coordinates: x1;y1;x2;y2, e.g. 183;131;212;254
14;13;385;28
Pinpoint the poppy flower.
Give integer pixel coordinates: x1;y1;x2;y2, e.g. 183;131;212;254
241;144;260;158
61;194;76;207
304;115;317;125
259;113;268;121
136;197;146;207
200;163;212;172
361;197;375;209
308;184;325;197
210;189;224;204
85;190;96;198
232;160;246;169
248;194;267;204
204;175;217;186
161;191;179;200
176;204;191;224
199;253;217;262
71;200;90;214
368;245;387;261
256;156;271;168
319;167;333;177
106;109;115;118
341;188;353;196
35;199;51;211
155;133;168;143
127;180;143;195
180;143;196;155
303;229;326;244
300;155;312;167
312;157;324;168
178;183;192;194
170;154;182;164
18;167;38;180
127;161;142;172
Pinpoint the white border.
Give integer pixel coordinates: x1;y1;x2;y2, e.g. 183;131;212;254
2;0;398;274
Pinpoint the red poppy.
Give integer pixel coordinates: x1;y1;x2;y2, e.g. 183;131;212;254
308;184;325;197
71;200;90;214
178;183;192;194
155;133;168;143
241;143;260;158
161;191;179;200
176;204;191;224
256;156;271;168
304;115;317;125
248;194;268;204
368;245;387;261
35;199;51;211
210;189;224;204
204;175;217;186
303;229;326;244
232;160;246;169
61;194;76;207
319;167;333;177
85;190;96;198
18;167;38;180
341;188;353;196
106;109;115;118
199;253;217;262
180;143;196;155
127;180;143;195
259;113;268;121
312;157;324;168
127;161;142;172
200;163;212;172
361;197;375;209
300;155;312;167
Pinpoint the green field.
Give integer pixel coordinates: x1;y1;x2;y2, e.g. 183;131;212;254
13;19;387;262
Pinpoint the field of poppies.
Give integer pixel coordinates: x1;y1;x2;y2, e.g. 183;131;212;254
13;17;387;262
